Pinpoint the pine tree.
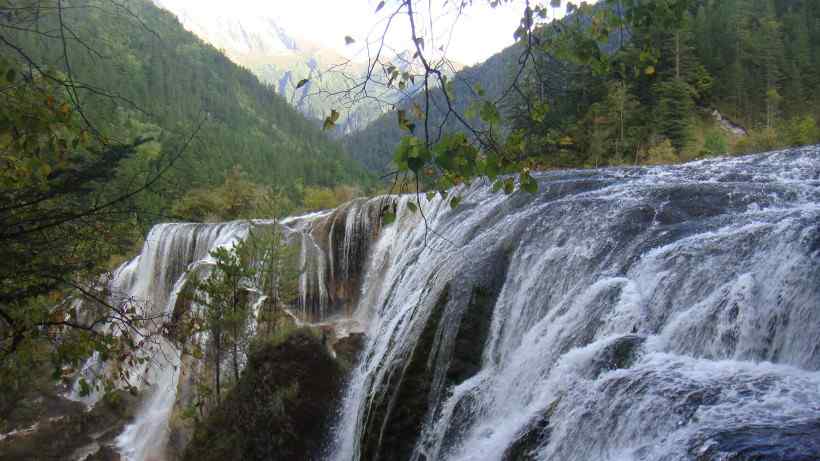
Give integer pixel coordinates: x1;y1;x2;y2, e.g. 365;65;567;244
195;243;255;400
656;78;695;151
757;1;785;128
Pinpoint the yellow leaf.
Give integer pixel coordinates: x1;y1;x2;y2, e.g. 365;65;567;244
644;66;656;76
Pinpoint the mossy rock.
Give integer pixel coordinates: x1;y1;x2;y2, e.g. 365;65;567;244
182;328;346;461
502;400;559;461
334;332;366;370
0;389;137;461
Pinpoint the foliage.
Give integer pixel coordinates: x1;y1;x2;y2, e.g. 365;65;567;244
783;115;819;147
182;329;345;461
302;185;364;211
244;227;300;335
0;53;160;403
702;129;730;156
641;138;680;165
172;166;295;221
0;0;374;399
189;222;299;401
193;244;254;399
1;0;373;229
345;0;820;191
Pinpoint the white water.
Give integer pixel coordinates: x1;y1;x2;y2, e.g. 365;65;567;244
102;222;250;461
99;205;377;459
70;147;820;460
330;147;820;460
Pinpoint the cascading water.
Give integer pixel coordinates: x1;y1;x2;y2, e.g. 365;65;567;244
72;222;251;461
69;147;819;460
329;147;820;461
73;198;384;460
282;197;386;325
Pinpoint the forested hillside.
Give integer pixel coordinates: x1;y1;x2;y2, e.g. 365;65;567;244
3;0;372;223
153;0;431;136
344;0;820;173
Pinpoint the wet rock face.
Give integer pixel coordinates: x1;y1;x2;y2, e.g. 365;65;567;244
182;329;346;461
586;335;646;379
446;250;509;388
360;286;450;461
334;333;366;369
356;250;511;461
445;286;496;386
502;401;559;461
692;420;820;461
0;389;137;461
290;196;390;322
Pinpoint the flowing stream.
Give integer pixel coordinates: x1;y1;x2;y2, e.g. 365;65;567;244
86;146;819;460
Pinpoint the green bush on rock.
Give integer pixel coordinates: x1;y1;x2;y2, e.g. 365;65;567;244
182;329;346;461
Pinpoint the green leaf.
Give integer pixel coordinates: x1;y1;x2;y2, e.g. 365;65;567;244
503;178;515;194
407;201;418;213
474;83;485;97
5;68;15;83
345;36;356;45
375;1;385;13
382;211;396;225
532;102;550;123
520;173;538;193
296;78;309;89
79;378;91;397
450;195;462;209
464;101;479;120
323;109;340;130
479;101;501;125
407;156;425;173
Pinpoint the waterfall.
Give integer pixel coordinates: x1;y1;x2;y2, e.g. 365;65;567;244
67;146;820;460
282;197;386;324
329;147;820;461
62;222;246;461
83;201;383;460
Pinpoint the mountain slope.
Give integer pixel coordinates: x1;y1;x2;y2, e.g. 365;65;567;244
342;42;522;172
3;0;372;217
153;0;418;135
344;0;820;174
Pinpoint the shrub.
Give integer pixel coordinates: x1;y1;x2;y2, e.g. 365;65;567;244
642;138;680;165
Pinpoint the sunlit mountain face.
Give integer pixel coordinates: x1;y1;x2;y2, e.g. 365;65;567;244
152;0;429;135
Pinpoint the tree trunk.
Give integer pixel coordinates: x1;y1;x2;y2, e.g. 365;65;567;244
232;289;240;383
233;340;240;383
675;31;681;80
214;332;221;401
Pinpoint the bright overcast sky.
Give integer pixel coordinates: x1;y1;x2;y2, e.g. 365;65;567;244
161;0;581;65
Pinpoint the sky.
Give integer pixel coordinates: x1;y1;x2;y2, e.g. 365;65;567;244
160;0;579;65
